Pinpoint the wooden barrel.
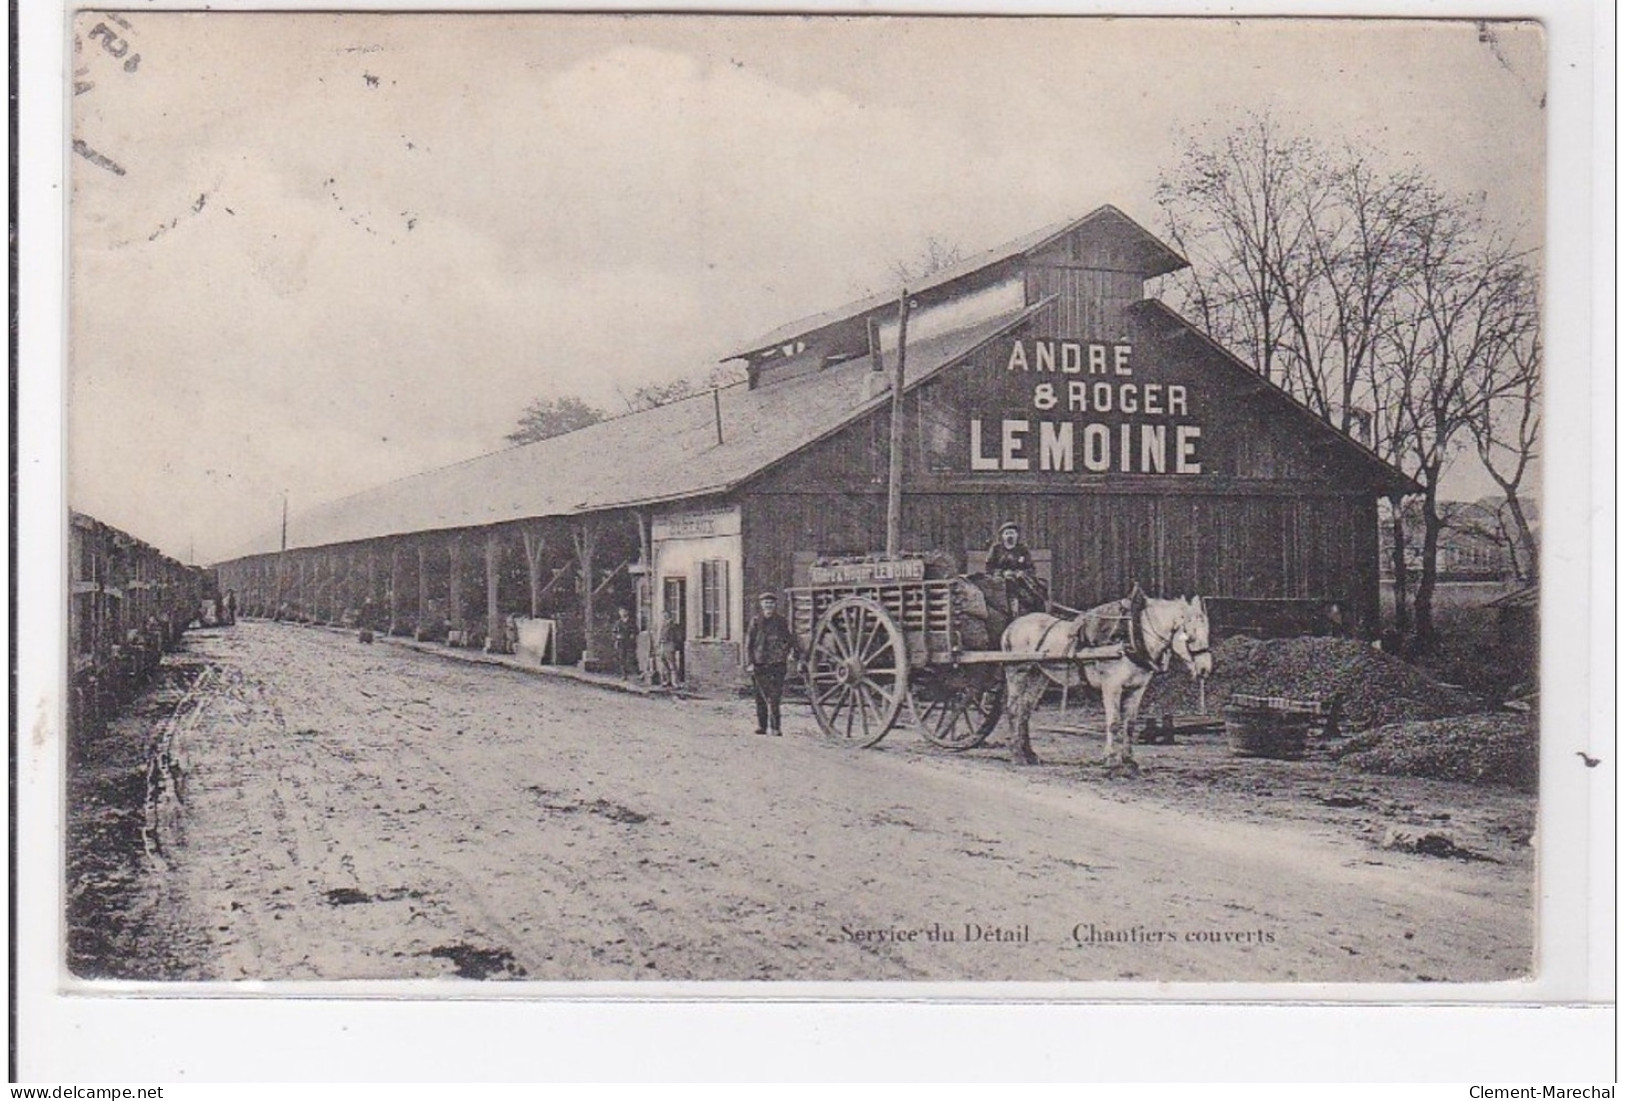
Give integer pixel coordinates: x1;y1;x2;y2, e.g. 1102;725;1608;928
1223;705;1310;760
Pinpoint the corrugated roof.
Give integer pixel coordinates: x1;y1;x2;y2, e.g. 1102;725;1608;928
725;205;1188;361
227;300;1051;559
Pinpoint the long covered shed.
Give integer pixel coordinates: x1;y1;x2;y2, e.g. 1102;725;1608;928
215;205;1415;688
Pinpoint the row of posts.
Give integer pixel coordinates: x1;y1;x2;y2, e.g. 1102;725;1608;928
224;521;628;659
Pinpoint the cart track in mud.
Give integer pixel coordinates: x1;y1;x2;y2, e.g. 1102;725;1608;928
69;621;1535;983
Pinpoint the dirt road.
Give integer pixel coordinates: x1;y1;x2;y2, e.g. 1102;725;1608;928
71;621;1534;983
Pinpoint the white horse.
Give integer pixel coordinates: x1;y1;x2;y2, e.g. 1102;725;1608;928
1000;589;1213;768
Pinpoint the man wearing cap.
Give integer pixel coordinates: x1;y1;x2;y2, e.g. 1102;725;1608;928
986;521;1045;616
744;591;802;736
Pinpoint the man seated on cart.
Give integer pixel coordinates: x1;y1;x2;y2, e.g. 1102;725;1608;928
985;521;1047;616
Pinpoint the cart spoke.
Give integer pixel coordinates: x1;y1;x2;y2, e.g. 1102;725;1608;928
856;610;882;668
807;594;904;748
859;630;892;668
812;680;846;706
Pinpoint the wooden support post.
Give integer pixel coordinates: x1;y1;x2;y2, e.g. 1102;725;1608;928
537;565;570;602
485;531;505;653
330;552;341;623
636;509;652;644
521;528;546;618
416;543;429;636
572;520;599;668
448;535;465;640
885;289;910;558
389;544;403;635
592;560;630;598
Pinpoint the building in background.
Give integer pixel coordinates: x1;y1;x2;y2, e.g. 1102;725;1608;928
214;205;1416;687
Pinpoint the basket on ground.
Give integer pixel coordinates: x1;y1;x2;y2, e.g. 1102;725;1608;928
1223;704;1311;760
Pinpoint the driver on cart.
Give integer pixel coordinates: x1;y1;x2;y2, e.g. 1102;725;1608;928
986;521;1047;616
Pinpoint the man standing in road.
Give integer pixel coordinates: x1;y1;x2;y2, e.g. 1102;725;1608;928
744;591;802;736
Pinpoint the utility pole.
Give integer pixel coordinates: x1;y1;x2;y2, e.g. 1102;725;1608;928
273;491;288;615
884;289;911;558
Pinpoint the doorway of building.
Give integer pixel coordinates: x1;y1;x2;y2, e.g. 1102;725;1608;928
661;577;687;686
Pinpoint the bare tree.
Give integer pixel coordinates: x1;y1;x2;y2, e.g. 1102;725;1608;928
1157;114;1321;392
889;235;965;285
617;361;749;414
1380;188;1537;649
1158;115;1425;433
1468;324;1541;584
618;378;697;413
1156;115;1540;650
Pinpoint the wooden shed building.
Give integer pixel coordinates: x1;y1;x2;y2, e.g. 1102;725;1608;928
215;205;1415;688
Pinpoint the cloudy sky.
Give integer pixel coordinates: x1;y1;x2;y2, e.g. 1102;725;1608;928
67;14;1546;562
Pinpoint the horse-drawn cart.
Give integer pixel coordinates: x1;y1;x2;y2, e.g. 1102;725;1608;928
786;556;1131;750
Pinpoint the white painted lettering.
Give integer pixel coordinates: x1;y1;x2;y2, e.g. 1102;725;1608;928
1114;344;1133;375
1060;342;1082;373
1039;422;1074;472
1002;419;1030;471
1006;343;1029;372
1169;385;1189;416
1176;425;1202;474
1120;424;1131;472
1035;341;1056;373
1142;383;1163;415
969;419;1000;471
1118;384;1138;413
1067;380;1088;412
1089;345;1108;375
1082;424;1110;472
1092;382;1114;412
1140;424;1167;473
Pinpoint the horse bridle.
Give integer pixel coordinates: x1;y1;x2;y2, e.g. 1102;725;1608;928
1137;606;1209;672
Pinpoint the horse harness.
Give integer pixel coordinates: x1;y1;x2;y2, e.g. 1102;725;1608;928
1066;595;1203;673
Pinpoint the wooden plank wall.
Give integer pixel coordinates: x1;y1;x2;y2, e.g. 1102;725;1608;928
741;489;1379;636
1022;264;1144;339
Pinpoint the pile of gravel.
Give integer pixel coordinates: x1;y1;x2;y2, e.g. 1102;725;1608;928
1146;635;1490;730
1332;713;1539;793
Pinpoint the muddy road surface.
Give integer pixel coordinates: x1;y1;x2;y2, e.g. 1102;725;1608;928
69;621;1533;983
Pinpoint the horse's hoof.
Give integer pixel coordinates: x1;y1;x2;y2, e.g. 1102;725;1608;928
1102;753;1141;777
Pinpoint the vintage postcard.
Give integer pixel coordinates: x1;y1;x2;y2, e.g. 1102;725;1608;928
22;0;1613;1080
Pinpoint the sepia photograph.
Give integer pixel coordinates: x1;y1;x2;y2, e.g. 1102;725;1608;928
57;11;1562;993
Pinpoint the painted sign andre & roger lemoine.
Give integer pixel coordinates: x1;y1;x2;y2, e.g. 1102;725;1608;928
967;338;1203;476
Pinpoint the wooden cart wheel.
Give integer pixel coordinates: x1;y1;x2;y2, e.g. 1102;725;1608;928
916;670;1006;751
806;595;908;748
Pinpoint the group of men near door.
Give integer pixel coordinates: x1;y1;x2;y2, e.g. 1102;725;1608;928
610;605;685;686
